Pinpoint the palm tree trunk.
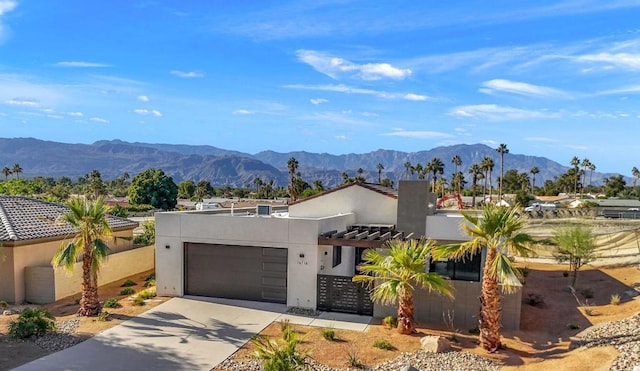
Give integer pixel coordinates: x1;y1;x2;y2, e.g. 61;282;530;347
397;293;416;334
479;248;502;352
79;246;101;316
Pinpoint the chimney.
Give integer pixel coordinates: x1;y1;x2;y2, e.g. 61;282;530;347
396;180;436;238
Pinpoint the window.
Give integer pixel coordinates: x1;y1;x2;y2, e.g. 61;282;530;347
332;245;342;268
429;251;481;281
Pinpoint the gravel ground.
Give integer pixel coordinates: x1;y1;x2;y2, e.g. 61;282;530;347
217;350;499;371
572;312;640;371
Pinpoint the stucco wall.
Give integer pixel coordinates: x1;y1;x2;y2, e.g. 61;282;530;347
24;245;155;304
374;282;522;330
155;210;354;310
426;213;472;241
289;186;397;225
0;248;15;303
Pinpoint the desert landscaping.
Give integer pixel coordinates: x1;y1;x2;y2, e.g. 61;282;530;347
2;218;640;371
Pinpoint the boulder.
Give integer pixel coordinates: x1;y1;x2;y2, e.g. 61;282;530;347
420;335;451;353
2;309;16;316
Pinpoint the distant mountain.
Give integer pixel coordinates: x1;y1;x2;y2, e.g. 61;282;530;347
0;137;621;187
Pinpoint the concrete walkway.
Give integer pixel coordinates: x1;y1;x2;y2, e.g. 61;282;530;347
14;297;372;371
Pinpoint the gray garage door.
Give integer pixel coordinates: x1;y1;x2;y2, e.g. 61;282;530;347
184;243;287;304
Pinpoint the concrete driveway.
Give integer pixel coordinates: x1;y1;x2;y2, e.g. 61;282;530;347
14;298;285;371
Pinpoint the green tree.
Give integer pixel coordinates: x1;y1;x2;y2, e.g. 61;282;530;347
128;168;178;210
603;175;626;197
86;169;106;199
376;163;384;184
496;144;509;200
433;204;534;352
2;166;11;180
469;163;483;207
12;163;22;179
530;167;539;193
632;166;640;189
194;180;214;201
177;180;196;199
404;161;412;180
570;156;580;197
353;239;452;334
553;225;597;287
481;157;494;201
426;157;444;194
52;197;112;316
287;157;299;201
451;155;462;193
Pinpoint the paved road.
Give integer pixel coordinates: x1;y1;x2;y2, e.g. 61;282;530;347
14;297;371;371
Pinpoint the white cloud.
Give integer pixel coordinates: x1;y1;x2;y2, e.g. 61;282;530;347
0;1;17;43
310;98;328;105
576;52;640;70
134;109;162;117
596;84;640;95
47;114;64;119
361;112;379;117
55;61;110;68
233;109;254;115
297;111;372;126
450;104;559;120
296;50;411;80
382;129;452;139
335;135;347;140
4;98;39;107
137;95;150;102
67;111;83;117
283;84;429;101
170;70;204;78
89;117;109;123
481;79;568;98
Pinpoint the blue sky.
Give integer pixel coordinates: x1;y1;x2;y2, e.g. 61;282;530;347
0;1;639;175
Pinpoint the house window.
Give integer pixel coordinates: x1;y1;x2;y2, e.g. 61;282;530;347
429;251;481;281
332;245;342;268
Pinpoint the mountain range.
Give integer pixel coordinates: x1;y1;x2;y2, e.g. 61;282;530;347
0;138;620;188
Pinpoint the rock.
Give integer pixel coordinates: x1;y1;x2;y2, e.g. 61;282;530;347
420;335;451;353
2;310;16;316
399;366;419;371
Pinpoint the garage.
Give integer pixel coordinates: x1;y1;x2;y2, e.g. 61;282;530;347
184;243;287;303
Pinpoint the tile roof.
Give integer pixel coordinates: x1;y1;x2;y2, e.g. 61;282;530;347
0;196;138;242
289;182;397;206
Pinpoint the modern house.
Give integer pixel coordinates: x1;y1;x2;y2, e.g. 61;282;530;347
0;196;152;304
155;181;522;329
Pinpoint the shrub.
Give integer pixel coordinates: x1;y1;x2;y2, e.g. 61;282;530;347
321;327;336;341
581;288;594;299
143;279;156;287
97;311;111;322
382;316;397;329
120;288;136;295
345;347;363;368
610;294;621;306
138;289;157;300
525;293;545;307
132;296;145;306
103;297;122;309
145;272;156;282
279;319;291;333
373;339;394;350
251;332;309;371
8;308;56;339
0;300;8;309
120;280;137;287
582;301;595;316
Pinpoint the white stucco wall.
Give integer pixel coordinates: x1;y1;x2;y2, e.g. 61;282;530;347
155;210;354;309
426;213;472;241
289;185;397;225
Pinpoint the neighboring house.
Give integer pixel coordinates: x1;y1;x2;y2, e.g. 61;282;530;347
0;196;152;304
156;181;522;330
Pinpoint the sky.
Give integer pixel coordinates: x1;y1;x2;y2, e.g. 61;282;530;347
0;1;639;175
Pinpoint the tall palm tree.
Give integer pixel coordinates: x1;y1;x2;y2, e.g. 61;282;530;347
287;157;299;201
496;144;509;200
52;197;112;316
413;163;423;180
426;158;445;194
570;156;580;198
403;161;412;180
1;166;11;180
469;163;483;207
451;155;462;192
433;204;534;352
481;157;494;202
588;163;596;187
376;163;384;184
632;166;640;189
580;158;591;197
353;239;452;334
530;166;539;193
12;163;22;179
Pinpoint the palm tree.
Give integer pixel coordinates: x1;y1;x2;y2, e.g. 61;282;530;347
496;144;509;200
2;166;11;180
588;163;596;187
403;161;412;180
12;163;22;179
433;204;534;352
376;163;384;184
570;156;580;198
413;163;423;180
481;157;494;202
287;157;299;202
451;155;462;192
580;158;591;197
469;163;483;207
426;158;445;194
530;167;539;193
632;166;640;189
353;239;452;334
52;197;112;316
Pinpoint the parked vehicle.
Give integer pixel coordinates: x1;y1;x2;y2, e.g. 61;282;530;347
524;203;557;212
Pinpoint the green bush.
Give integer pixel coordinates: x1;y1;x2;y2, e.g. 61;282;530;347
132;296;146;306
382;316;397;329
321;327;336;341
103;297;122;309
109;204;129;217
138;289;157;300
120;280;137;287
345;347;363;368
8;308;56;339
373;339;394;350
125;204;154;212
251;332;309;371
610;294;621;305
143;279;156;287
120;288;136;295
0;300;8;309
97;311;111;322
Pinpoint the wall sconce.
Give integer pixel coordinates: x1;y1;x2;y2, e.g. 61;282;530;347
165;245;170;249
299;253;305;258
